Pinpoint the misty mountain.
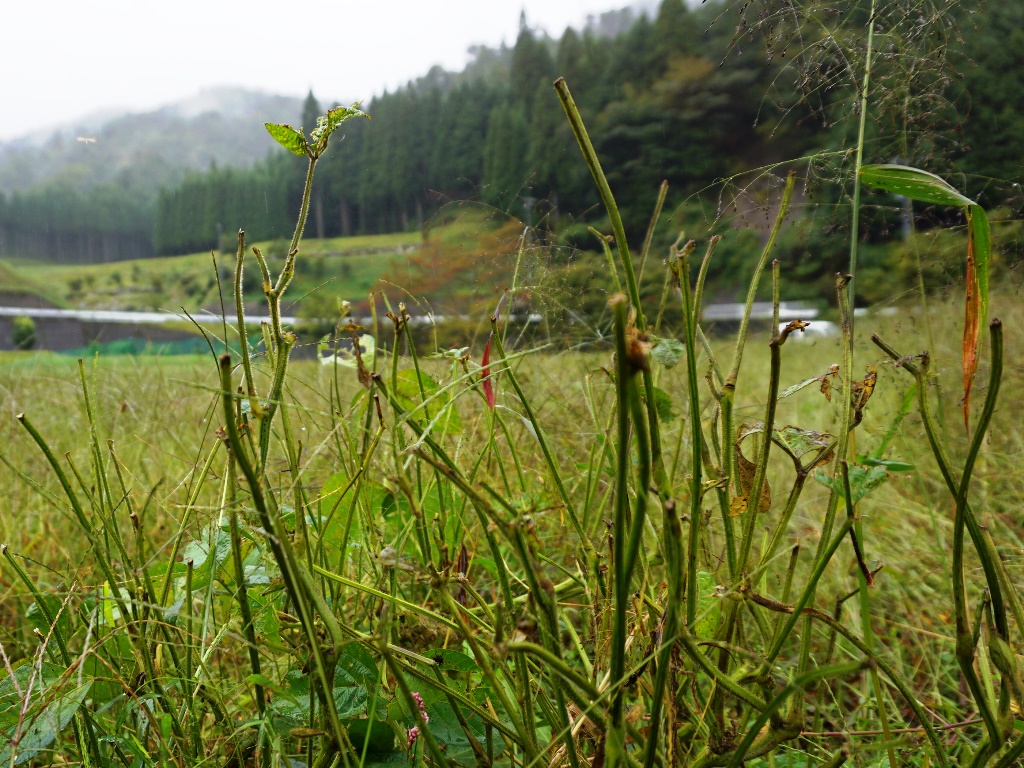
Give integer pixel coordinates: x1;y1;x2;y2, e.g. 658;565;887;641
0;88;310;202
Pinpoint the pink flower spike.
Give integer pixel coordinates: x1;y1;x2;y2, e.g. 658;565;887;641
407;726;420;750
481;333;496;411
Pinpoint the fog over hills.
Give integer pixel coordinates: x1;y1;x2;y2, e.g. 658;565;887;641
0;88;312;200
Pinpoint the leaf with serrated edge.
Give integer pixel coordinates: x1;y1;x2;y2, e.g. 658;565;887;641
311;104;368;154
814;463;889;505
265;123;309;156
650;337;685;368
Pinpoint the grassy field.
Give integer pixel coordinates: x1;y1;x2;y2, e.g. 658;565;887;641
1;102;1023;768
0;207;529;324
0;279;1021;766
1;229;422;314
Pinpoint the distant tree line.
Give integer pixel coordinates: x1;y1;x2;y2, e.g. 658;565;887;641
0;0;1019;267
153;0;786;255
0;183;153;262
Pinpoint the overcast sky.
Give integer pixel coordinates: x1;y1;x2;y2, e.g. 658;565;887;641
0;0;639;141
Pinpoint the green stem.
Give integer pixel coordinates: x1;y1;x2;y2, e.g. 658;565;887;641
848;0;878;316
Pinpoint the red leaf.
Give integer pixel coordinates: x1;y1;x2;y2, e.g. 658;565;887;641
481;332;495;411
962;227;981;430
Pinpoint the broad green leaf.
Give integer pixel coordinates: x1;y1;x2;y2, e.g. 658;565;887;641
650;386;678;423
335;642;379;687
180;523;232;591
814;463;889;505
694;571;720;639
319;470;356;524
345;719;398;760
25;596;71;642
859;164;975;208
246;588;283;649
430;649;478;673
270;648;382;729
860;163;990;428
265;122;309;156
423;701;506;767
650;337;686;368
0;663;91;766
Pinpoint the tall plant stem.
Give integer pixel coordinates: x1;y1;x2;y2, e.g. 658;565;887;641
258;154;318;467
848;0;878;320
720;172;796;524
952;320;1005;759
554;77;672;502
608;294;637;768
218;355;347;752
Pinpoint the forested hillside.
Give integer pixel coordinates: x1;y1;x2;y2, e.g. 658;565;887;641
0;89;303;262
1;0;1020;299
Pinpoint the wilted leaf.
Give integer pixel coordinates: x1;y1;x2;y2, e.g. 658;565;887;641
481;333;495;411
650;337;686;368
963;207;984;429
851;366;878;413
734;439;770;515
773;426;834;461
860;164;990;431
820;376;832;402
265;123;309;156
728;495;747;518
780;364;839;402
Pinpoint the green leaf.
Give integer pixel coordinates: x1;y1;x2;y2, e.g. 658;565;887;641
859;456;915;472
311;104;369;156
859;164;976;208
814;463;890;505
778;377;822;400
650;336;686;368
180;523;232;591
0;663;91;766
861;165;990;429
319;470;357;524
969;203;991;351
393;369;462;435
265;123;309;156
25;596;71;641
694;571;720;639
423;701;506;767
430;649;478;673
345;719;398;760
650;386;678;423
335;642;378;687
